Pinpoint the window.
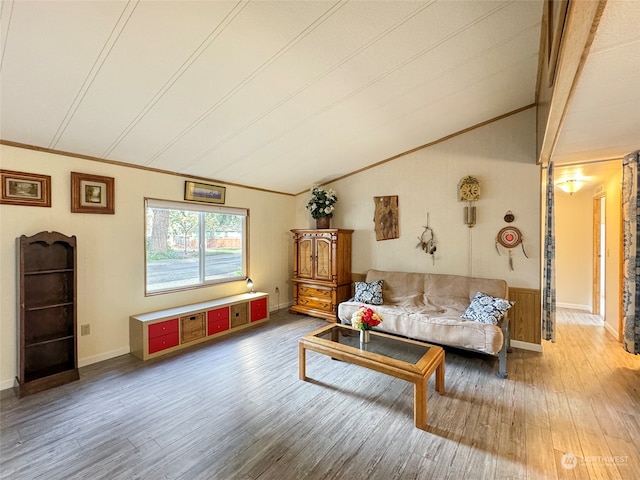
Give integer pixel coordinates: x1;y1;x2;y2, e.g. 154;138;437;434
145;199;247;294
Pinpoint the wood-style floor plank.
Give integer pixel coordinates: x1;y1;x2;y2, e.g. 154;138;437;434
1;308;639;480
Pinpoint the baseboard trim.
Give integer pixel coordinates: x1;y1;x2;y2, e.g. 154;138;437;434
270;301;293;312
604;321;619;340
557;302;591;312
78;347;130;368
0;378;15;391
1;347;131;392
511;340;543;352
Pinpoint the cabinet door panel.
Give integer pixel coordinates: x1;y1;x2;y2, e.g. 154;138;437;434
297;237;314;279
314;237;332;281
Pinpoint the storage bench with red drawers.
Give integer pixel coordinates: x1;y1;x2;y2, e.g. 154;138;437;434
130;292;269;360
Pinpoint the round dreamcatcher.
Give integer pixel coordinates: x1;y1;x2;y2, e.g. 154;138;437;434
417;213;437;265
495;226;528;270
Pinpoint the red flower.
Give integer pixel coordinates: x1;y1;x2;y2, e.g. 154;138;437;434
351;306;383;330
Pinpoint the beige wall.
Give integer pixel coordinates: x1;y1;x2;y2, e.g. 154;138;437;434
555;188;593;309
295;109;541;290
0;145;294;389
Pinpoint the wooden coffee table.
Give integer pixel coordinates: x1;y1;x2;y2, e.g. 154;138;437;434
299;324;445;430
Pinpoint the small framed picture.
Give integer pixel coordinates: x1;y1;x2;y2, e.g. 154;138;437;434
184;181;226;204
0;169;51;207
71;172;115;214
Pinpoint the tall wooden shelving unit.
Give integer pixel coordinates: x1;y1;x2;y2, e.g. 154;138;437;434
16;231;79;397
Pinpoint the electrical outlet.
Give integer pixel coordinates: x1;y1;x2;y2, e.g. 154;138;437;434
81;324;90;336
275;286;279;294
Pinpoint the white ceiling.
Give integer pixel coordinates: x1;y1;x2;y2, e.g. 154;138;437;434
0;1;637;195
553;0;640;191
553;0;640;166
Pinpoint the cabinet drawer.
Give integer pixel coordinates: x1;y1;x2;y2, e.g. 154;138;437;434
250;297;268;322
208;317;230;335
207;306;229;322
297;296;332;312
298;285;332;299
148;318;179;339
148;332;179;354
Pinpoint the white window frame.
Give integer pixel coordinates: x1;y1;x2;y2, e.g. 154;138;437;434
145;198;248;295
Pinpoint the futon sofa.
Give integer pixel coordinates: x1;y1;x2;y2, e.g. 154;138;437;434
337;269;512;377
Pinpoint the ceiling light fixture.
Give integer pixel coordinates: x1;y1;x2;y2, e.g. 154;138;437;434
557;179;585;195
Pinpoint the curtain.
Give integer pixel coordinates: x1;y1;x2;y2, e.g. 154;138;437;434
622;150;640;355
542;162;556;342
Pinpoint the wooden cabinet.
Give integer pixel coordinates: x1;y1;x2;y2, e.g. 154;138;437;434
130;293;269;360
290;229;353;322
16;231;79;397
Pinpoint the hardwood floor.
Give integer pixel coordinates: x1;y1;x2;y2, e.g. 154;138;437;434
1;308;639;480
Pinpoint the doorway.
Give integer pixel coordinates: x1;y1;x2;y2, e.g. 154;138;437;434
592;194;605;319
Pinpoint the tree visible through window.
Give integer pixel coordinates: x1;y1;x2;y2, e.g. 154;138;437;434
145;199;247;294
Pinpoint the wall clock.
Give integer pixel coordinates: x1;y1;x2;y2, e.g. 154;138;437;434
458;176;480;201
458;176;480;227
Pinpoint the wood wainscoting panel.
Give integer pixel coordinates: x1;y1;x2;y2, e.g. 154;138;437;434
509;287;541;345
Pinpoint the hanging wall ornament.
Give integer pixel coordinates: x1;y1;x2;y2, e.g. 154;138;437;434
503;210;515;223
495;226;528;270
416;213;437;265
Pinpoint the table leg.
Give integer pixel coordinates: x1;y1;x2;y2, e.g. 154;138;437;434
435;354;445;394
299;342;307;381
414;378;427;430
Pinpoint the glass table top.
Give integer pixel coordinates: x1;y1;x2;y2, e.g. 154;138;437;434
314;324;430;364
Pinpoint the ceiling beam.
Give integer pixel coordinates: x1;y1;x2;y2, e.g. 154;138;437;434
537;0;607;166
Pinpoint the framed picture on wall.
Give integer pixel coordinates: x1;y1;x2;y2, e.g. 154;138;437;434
373;195;399;240
0;169;51;207
71;172;115;214
184;180;226;204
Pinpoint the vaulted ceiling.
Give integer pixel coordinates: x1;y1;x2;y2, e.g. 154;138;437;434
0;1;637;195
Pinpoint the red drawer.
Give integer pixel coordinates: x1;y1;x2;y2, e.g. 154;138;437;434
207;306;229;322
148;318;179;339
207;307;229;335
250;297;268;322
148;332;179;354
208;317;230;335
